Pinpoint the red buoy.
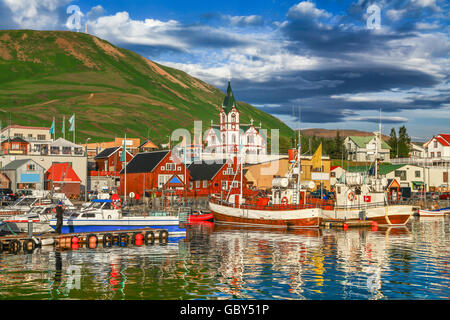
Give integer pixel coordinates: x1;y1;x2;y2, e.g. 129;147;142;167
72;236;79;244
371;221;378;231
135;239;143;246
72;243;79;250
343;223;349;230
135;233;144;241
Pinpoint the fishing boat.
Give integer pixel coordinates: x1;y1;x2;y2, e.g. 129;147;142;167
418;207;450;217
48;199;188;236
321;174;413;225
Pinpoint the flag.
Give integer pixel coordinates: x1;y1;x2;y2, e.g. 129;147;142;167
68;114;75;132
311;143;322;169
121;136;127;162
61;116;65;134
49;118;55;135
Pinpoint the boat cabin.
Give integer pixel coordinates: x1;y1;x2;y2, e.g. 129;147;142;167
73;199;122;219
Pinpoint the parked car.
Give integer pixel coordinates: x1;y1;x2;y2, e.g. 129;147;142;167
439;192;450;200
0;188;16;201
425;192;439;200
16;189;33;197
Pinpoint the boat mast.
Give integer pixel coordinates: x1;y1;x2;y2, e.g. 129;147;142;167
297;106;301;191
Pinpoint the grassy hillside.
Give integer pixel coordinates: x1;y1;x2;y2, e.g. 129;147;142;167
0;30;293;147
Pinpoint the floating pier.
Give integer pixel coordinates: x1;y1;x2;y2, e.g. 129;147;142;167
0;228;170;254
321;219;376;229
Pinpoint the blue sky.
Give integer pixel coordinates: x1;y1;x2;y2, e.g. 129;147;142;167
0;0;449;141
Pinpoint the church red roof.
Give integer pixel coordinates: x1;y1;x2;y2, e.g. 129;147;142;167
46;163;81;182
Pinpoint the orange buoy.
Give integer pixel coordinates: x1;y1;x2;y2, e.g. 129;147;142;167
371;221;378;231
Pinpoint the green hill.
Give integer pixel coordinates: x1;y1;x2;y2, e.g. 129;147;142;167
0;29;293;149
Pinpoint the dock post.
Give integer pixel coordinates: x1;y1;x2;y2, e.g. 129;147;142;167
27;217;33;239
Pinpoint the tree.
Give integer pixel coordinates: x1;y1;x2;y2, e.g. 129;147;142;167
388;128;398;158
398;125;411;157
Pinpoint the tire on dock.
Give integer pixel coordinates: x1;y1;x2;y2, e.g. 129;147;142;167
9;239;21;254
144;230;155;245
159;230;169;243
23;239;36;253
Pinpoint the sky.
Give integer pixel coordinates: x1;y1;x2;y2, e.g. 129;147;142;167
0;0;449;141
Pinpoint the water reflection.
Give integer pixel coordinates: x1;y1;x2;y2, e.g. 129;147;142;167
0;216;448;300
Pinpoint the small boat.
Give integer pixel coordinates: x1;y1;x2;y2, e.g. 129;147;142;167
49;199;187;236
187;210;214;223
0;192;75;218
418;207;450;217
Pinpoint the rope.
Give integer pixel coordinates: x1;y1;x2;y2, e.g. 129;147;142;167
3;221;17;235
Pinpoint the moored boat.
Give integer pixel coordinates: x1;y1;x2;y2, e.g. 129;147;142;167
418;207;450;217
49;199;188;236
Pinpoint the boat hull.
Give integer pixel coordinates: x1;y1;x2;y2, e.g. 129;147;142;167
1;220;53;234
188;213;214;223
210;202;320;228
321;205;413;226
418;208;450;217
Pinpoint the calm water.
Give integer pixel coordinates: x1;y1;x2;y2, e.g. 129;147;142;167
0;216;448;300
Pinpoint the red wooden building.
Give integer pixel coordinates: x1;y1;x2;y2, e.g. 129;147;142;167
1;137;29;155
119;150;188;199
93;146;133;174
187;158;251;198
45;163;81;197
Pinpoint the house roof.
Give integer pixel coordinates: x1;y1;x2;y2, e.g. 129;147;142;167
1;136;29;144
50;137;81;148
46;163;81;182
348;135;391;150
95;147;119;159
120;150;170;174
138;139;158;149
347;164;405;175
2;159;38;170
435;135;450;147
188;161;226;181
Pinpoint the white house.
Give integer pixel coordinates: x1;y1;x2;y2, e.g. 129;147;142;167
424;134;450;160
344;135;391;162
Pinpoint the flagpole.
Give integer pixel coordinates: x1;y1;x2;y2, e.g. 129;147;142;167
63;115;65;140
124;132;127;205
73;114;76;144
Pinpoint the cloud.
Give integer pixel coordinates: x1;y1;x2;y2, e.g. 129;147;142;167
222;14;264;27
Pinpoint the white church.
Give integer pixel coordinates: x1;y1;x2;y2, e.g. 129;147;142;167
203;81;267;163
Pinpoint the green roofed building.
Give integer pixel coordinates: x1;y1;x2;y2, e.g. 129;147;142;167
344;135;391;162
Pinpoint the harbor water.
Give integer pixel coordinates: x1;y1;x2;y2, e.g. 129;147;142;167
0;216;448;300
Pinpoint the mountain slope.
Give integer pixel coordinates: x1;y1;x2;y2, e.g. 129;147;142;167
0;30;293;145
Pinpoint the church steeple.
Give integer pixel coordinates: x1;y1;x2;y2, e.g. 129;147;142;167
222;81;237;114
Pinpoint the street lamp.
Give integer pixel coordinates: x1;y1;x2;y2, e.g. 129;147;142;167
85;137;91;202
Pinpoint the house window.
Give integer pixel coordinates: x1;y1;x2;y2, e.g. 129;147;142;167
330;172;336;178
27;134;33;140
37;134;46;141
444;172;448;183
203;180;208;188
231;113;236;123
395;170;406;181
166;163;175;171
14;133;23;138
415;171;421;178
26;164;35;171
222;181;228;190
195;181;200;188
247;135;254;144
434;140;438;148
437;152;441;157
177;166;181;171
161;166;165;171
431;152;435;158
231;181;239;188
226;168;234;175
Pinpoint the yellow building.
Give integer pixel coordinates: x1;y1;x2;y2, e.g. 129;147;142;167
244;155;331;190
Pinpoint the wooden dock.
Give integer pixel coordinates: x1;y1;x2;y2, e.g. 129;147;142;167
321;219;376;229
0;228;171;254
